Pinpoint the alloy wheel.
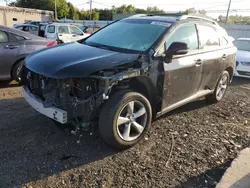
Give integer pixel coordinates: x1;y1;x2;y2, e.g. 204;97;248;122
116;100;147;142
216;75;228;100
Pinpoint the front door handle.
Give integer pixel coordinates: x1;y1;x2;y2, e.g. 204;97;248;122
222;54;227;60
4;45;19;49
195;59;203;66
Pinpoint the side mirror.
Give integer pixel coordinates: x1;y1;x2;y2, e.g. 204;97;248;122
166;42;188;56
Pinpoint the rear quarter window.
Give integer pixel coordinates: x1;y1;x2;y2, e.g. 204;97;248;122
47;25;55;33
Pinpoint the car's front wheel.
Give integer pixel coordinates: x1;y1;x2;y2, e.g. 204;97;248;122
206;71;230;103
99;91;152;150
12;60;24;83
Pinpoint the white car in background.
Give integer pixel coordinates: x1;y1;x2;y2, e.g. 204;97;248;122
44;23;90;43
233;38;250;78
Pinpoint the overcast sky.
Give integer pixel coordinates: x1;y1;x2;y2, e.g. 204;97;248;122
0;0;249;17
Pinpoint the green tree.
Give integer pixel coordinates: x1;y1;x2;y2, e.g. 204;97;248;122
146;6;165;13
91;10;99;20
9;0;53;10
56;0;69;19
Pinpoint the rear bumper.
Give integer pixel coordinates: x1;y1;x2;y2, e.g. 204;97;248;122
22;86;68;124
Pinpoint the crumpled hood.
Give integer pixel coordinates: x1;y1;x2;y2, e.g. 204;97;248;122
236;50;250;62
25;42;139;78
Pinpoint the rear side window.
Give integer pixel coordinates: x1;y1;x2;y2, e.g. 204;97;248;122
47;25;55;33
30;26;38;31
93;27;101;33
58;26;69;34
12;33;26;41
221;37;228;46
0;31;8;43
23;26;29;32
86;27;94;33
165;24;198;50
198;25;220;49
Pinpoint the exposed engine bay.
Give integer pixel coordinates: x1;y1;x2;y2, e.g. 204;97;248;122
23;62;151;129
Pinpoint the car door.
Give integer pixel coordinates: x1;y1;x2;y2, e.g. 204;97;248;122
196;24;224;90
69;26;86;41
160;24;203;108
0;30;20;80
45;25;56;40
57;26;72;43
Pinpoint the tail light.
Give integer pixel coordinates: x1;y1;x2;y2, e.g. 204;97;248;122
46;41;57;47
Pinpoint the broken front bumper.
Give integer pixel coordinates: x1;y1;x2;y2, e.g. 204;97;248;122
22;86;68;124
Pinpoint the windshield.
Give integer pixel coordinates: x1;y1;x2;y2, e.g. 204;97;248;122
85;19;170;52
233;40;250;51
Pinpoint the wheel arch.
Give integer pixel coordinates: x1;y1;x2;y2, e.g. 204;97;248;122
127;76;160;117
11;57;26;79
225;66;234;82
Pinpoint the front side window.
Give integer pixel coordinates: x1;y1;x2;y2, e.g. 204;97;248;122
233;40;250;51
47;25;55;33
165;24;199;50
198;25;220;49
70;26;83;35
0;31;9;43
85;19;170;52
58;26;69;34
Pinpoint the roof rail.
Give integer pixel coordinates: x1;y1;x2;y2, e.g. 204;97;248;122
179;14;218;25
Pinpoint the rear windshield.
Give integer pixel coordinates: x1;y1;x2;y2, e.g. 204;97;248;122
233;40;250;51
85;19;170;52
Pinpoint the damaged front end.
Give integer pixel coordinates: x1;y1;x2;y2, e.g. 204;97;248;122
22;60;151;127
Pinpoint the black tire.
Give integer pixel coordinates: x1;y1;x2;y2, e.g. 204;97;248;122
99;90;152;150
12;60;24;83
206;71;230;103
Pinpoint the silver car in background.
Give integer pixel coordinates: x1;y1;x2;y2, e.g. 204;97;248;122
13;24;39;35
0;25;57;82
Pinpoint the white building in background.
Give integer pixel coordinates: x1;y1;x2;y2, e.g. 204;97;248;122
0;6;53;27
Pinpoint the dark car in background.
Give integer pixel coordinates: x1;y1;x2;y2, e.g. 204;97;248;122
0;25;57;82
23;15;236;149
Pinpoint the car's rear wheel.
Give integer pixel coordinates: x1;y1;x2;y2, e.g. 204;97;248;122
12;60;24;83
206;71;229;103
99;91;152;150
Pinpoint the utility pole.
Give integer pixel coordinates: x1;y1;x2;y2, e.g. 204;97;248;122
225;0;232;23
89;0;92;20
4;0;8;6
55;0;57;20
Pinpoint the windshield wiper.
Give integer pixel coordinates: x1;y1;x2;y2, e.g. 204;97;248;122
86;42;114;51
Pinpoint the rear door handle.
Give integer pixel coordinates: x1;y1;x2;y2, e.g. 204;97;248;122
195;59;203;66
222;54;227;60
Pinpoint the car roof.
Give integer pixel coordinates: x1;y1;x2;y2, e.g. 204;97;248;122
0;25;46;40
14;24;38;27
48;23;73;26
125;15;178;23
236;38;250;41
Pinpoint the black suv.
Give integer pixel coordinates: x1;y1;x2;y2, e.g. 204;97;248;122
22;15;236;149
